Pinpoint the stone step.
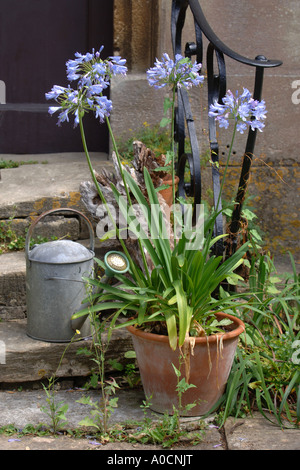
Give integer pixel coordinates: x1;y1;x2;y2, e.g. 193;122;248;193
0;241;130;386
0;152;123;323
0;153;109;211
0;152;132;385
0;319;132;384
0;152;113;239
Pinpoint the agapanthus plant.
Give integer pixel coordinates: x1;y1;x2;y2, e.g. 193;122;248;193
45;47;263;351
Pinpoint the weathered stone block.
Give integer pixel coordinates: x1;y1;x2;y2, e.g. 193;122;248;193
0;252;26;321
1;216;80;241
0;320;133;383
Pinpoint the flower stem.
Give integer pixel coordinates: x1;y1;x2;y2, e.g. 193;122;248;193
79;115;142;280
105;115;150;280
105;115;133;205
171;86;177;246
214;121;237;221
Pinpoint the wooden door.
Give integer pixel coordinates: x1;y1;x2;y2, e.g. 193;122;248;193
0;0;113;153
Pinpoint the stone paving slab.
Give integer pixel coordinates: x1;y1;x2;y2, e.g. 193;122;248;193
0;389;147;429
0;434;166;451
0;388;223;451
0;387;299;451
224;415;300;450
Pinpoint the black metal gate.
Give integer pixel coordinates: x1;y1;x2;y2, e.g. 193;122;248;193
172;0;282;257
0;0;113;154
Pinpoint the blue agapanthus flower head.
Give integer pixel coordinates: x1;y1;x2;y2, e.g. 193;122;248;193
208;88;267;134
45;85;66;101
46;46;127;127
147;53;204;90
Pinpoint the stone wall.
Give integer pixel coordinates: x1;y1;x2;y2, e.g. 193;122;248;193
112;0;299;259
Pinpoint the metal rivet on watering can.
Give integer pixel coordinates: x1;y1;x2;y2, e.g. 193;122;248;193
104;251;129;277
25;208;95;343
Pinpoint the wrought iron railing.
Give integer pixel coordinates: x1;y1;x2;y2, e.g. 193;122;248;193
172;0;282;257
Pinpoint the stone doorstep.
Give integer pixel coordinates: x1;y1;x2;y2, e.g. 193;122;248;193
0;319;133;383
0;153;113;241
0;153;111;216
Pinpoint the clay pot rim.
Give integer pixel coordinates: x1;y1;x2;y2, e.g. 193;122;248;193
127;312;245;345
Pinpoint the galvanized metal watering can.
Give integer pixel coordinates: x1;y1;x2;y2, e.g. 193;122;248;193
25;208;95;342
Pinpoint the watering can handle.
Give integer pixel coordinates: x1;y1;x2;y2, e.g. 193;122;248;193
25;208;95;257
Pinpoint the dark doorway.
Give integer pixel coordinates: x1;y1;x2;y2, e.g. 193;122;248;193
0;0;113;154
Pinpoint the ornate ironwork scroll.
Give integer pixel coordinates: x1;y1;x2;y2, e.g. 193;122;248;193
172;0;282;256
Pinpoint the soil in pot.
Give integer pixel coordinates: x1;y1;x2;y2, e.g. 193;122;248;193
127;312;245;416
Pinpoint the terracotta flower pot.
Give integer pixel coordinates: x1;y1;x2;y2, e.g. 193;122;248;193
158;175;179;206
127;312;245;416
